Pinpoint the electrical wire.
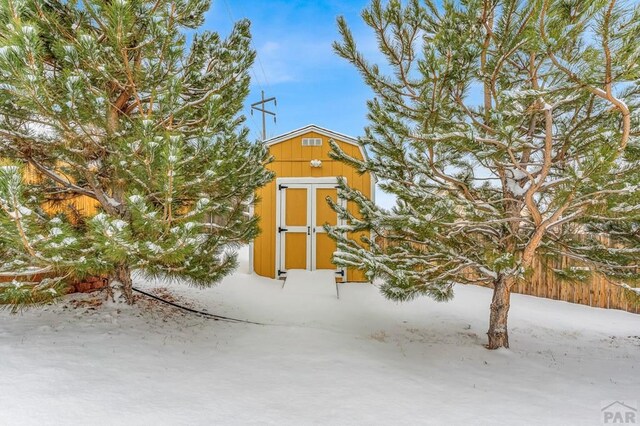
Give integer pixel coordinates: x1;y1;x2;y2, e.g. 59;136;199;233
132;287;265;325
220;0;276;140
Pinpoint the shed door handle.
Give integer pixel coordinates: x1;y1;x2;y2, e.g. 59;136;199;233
307;226;310;235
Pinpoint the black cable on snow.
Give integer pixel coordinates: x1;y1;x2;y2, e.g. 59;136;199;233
132;287;264;325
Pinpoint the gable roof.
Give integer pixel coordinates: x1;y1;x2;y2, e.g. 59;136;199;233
263;124;375;202
264;124;360;148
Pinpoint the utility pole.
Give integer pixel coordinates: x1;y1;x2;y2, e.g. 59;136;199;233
250;90;277;141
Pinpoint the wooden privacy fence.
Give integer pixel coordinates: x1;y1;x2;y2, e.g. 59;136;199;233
374;235;640;314
499;252;639;314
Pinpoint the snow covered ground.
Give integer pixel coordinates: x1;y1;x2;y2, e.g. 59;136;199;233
1;246;639;426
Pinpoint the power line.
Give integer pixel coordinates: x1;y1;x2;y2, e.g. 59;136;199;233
220;0;268;91
229;0;272;90
220;0;277;140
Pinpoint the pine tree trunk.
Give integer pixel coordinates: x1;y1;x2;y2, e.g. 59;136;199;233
113;264;134;304
487;275;511;349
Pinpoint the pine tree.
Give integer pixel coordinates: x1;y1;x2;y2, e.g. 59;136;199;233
0;0;272;308
329;0;640;348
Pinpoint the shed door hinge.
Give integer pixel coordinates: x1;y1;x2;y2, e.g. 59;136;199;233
278;227;288;233
278;184;288;190
336;270;345;277
278;269;286;276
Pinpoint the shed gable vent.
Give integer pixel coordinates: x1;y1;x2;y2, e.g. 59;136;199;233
301;138;322;147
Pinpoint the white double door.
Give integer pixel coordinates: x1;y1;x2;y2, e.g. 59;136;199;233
276;178;345;277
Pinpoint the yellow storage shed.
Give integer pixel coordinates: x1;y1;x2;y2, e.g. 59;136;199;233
251;125;374;282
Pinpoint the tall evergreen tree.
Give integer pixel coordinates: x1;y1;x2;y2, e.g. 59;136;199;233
0;0;272;308
329;0;640;348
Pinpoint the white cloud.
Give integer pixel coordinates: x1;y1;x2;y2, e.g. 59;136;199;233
251;37;342;87
260;41;280;54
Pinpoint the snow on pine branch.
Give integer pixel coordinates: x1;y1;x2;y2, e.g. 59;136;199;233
621;284;640;295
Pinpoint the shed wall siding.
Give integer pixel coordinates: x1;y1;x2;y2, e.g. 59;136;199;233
254;131;371;282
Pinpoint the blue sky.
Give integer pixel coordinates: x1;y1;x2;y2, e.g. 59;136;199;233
204;1;401;207
204;0;376;141
200;1;640;210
